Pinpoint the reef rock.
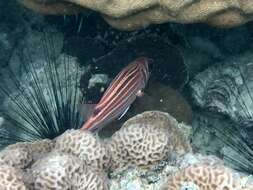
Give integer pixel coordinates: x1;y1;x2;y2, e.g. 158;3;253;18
189;52;253;124
161;164;253;190
109;153;232;190
19;0;253;30
108;111;192;171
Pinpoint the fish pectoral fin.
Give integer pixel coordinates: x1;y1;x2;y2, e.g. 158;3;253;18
136;90;144;97
118;106;130;120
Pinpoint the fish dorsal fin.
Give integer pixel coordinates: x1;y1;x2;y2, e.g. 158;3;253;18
118;106;130;120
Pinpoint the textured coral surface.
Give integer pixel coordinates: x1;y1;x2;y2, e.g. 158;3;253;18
162;164;244;190
31;151;108;190
0;165;27;190
55;129;111;171
108;111;192;170
19;0;253;30
0;143;32;169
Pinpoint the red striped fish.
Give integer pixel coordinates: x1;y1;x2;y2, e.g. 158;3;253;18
80;57;151;132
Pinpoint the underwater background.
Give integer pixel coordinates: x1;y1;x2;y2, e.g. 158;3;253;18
0;0;253;189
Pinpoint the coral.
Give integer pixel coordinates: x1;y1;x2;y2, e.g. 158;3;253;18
0;139;54;169
0;143;32;169
28;139;54;161
108;111;192;170
0;164;28;190
162;164;243;190
19;0;253;30
55;129;111;171
76;167;109;190
30;151;108;190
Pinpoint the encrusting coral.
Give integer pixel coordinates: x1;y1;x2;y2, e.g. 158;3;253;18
55;129;111;171
162;164;252;190
108;111;192;170
19;0;253;30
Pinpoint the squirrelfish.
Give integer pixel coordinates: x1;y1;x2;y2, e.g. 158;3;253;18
80;57;150;131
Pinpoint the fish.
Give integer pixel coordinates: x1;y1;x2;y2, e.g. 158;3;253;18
80;57;151;132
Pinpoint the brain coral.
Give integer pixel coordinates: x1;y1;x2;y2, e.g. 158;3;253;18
28;139;54;161
55;129;111;171
108;111;192;170
0;164;27;190
19;0;253;30
30;151;108;190
0;139;54;169
0;143;32;169
162;164;245;190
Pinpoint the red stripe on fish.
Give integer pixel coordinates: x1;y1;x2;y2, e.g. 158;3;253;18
80;57;151;132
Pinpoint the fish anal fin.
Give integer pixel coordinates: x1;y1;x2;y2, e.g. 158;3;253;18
118;106;130;120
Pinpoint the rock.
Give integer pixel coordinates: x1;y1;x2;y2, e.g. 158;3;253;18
88;74;109;89
130;82;193;124
19;0;253;30
175;153;224;170
189;51;253;124
0;0;44;68
161;164;244;190
189;53;253;172
109;153;229;190
87;35;187;89
0;26;21;67
8;27;63;76
110;168;162;190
